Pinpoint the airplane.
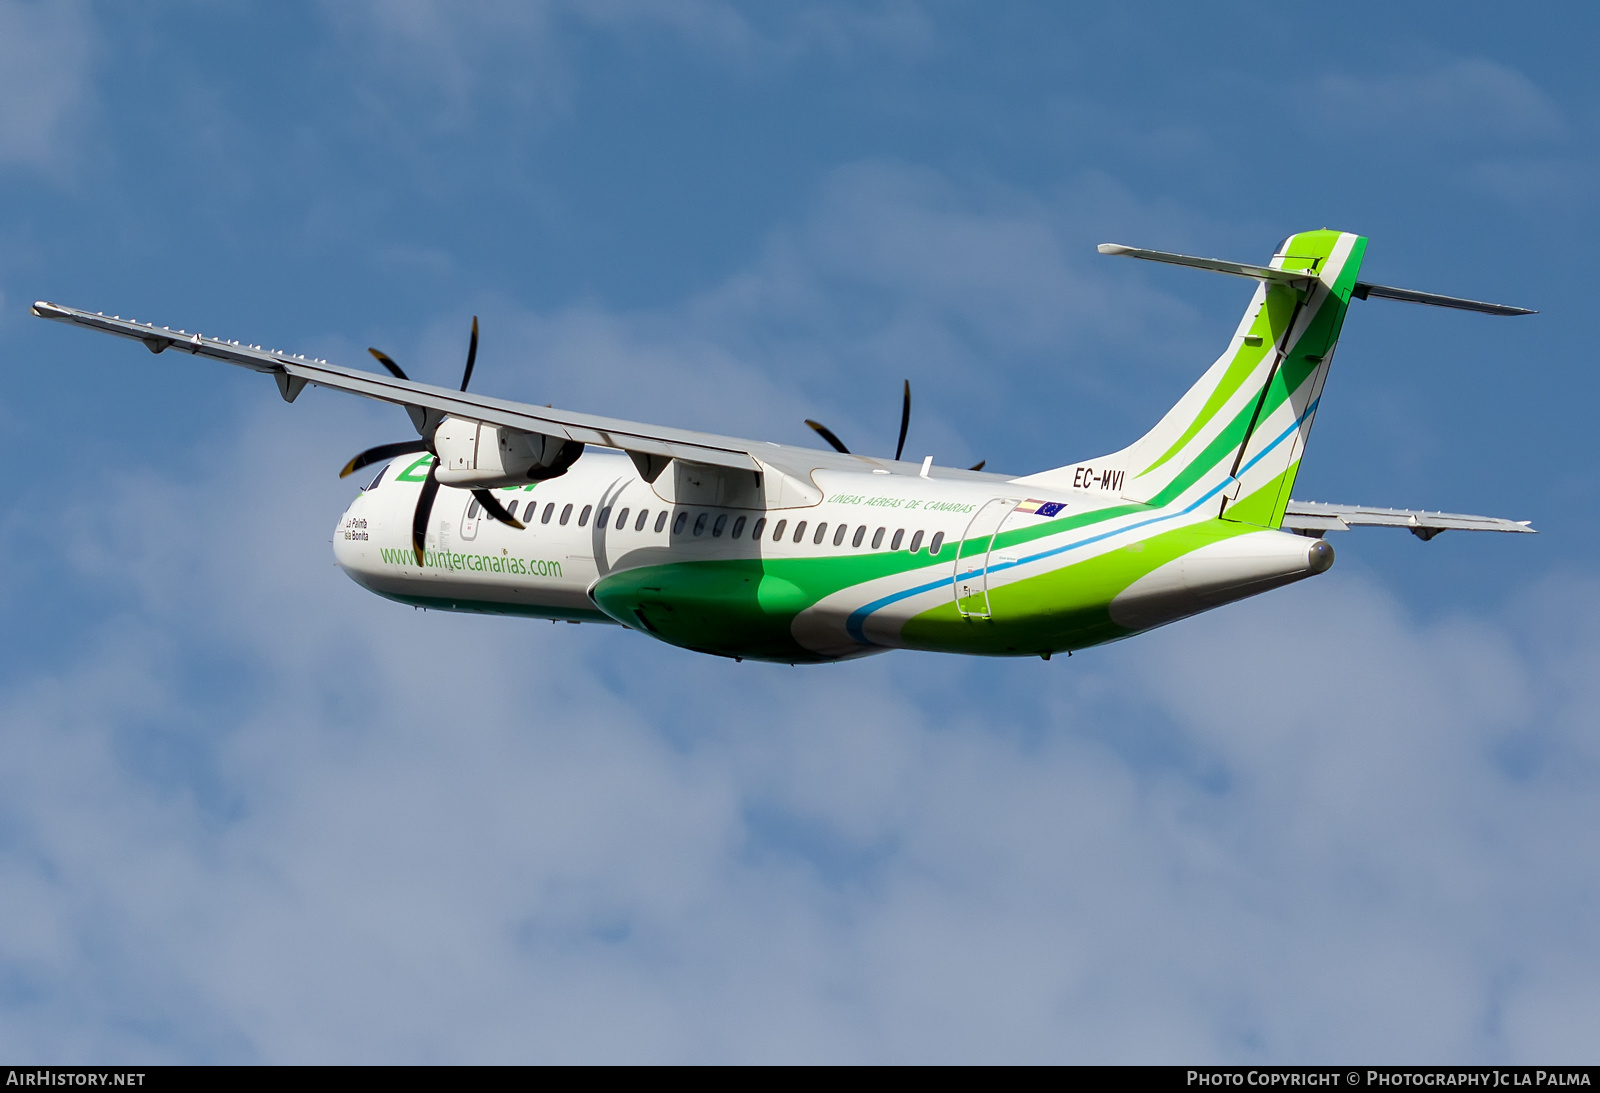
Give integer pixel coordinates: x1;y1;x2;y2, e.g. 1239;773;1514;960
33;228;1536;664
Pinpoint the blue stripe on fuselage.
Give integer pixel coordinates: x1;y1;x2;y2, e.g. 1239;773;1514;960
841;398;1319;645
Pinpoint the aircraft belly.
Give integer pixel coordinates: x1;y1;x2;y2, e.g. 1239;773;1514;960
590;560;831;662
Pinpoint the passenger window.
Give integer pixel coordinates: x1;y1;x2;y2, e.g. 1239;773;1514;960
732;516;746;539
596;506;610;528
871;527;885;549
813;522;828;545
542;503;555;524
712;514;728;537
909;530;924;553
852;526;866;548
655;511;668;533
792;520;807;543
833;524;847;546
560;503;573;525
673;511;687;534
693;513;708;536
579;505;592;527
772;519;786;541
615;507;629;531
468;499;482;519
929;531;945;555
505;500;519;520
891;529;904;550
636;509;649;532
751;517;766;540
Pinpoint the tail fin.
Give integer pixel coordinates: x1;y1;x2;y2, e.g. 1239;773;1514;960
1116;230;1367;527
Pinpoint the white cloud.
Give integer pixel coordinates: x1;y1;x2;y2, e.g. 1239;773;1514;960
0;387;1596;1061
0;0;93;170
4;141;1591;1060
1314;57;1567;146
319;1;933;133
423;160;1206;472
1466;157;1586;212
318;0;569;132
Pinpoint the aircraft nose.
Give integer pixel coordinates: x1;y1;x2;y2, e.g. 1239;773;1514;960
332;493;373;569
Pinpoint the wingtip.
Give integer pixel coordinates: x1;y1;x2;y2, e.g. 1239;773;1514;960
1097;243;1131;255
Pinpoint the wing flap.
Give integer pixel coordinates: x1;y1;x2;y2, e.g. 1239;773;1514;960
1283;499;1535;539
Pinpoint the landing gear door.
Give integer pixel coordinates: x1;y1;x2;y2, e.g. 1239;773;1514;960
954;497;1019;619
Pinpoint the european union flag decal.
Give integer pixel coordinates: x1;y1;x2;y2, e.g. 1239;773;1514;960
1016;499;1067;517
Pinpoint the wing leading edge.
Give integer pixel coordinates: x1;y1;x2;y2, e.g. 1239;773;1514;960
1282;500;1536;541
30;301;929;485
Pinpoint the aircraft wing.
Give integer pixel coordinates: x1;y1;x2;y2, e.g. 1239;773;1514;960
30;301;887;482
1282;500;1536;541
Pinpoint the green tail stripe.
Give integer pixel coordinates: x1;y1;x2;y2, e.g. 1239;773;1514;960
1137;283;1297;479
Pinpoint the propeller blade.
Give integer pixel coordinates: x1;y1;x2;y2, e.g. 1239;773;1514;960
411;460;441;566
472;488;524;529
895;379;911;462
460;316;479;392
367;347;409;381
339;439;428;479
805;419;851;454
969;460;986;472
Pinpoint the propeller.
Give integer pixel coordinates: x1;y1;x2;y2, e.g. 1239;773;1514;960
803;418;851;455
338;316;524;566
805;380;987;471
895;378;910;462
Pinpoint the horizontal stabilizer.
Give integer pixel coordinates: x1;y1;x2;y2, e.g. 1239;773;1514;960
1350;282;1535;316
1282;500;1535;541
1098;242;1534;316
1096;243;1313;285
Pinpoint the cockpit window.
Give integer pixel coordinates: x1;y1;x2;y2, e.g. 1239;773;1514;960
364;464;388;491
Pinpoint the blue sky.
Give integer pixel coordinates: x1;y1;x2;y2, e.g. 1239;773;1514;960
1;0;1597;1063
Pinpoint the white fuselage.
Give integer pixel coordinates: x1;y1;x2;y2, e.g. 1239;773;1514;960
334;449;1044;626
332;447;1330;663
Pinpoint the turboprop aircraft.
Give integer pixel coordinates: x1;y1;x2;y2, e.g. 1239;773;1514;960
34;229;1535;664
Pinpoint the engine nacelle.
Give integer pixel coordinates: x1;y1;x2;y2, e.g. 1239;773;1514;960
433;416;583;488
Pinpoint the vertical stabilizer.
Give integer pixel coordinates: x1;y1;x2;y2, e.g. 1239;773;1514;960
1117;230;1367;528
